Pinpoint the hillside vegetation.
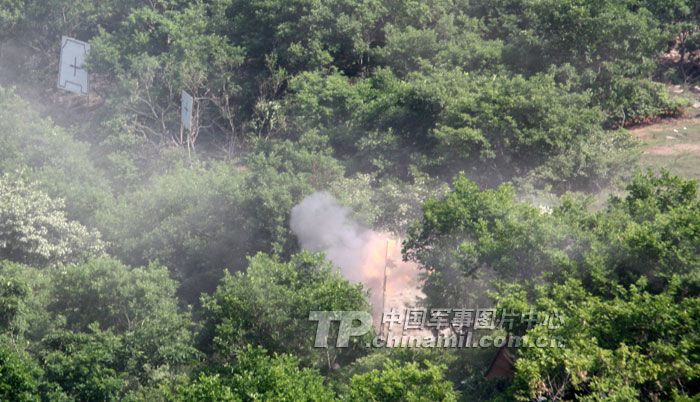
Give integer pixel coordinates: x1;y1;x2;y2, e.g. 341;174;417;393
0;0;699;400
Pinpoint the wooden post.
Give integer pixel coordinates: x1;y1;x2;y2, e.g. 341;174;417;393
380;239;391;337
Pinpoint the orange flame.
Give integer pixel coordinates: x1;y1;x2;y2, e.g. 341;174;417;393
358;232;424;323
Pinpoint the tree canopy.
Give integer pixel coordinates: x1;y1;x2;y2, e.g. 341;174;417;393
0;0;698;400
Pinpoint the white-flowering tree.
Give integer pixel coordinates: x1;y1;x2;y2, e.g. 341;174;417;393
0;174;104;267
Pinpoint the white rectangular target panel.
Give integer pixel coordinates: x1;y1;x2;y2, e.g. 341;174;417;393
58;36;90;96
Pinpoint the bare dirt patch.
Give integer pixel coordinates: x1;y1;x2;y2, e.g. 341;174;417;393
629;116;700;141
644;143;700;156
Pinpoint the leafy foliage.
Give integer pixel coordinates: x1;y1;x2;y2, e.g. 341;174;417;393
404;174;574;306
40;326;127;401
0;342;41;402
349;359;459;402
406;171;700;304
408;171;700;399
0;1;699;400
0;88;112;224
0;175;105;267
200;252;371;370
48;259;198;375
221;345;336;402
504;279;700;401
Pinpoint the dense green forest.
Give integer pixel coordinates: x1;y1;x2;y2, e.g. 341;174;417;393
0;0;699;400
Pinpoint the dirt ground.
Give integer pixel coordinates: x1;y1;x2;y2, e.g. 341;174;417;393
628;107;700;180
644;143;700;156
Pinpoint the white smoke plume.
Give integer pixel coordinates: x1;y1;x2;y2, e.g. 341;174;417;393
290;192;374;284
290;192;423;318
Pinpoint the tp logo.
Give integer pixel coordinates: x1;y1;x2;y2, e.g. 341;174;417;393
309;311;372;348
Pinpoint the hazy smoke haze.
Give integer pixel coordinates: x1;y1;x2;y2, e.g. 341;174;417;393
290;192;373;284
291;192;423;317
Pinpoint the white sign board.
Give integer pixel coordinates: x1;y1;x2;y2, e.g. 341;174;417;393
58;36;90;96
181;91;194;131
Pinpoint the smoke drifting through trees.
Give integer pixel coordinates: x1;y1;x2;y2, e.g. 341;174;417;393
291;192;422;317
291;192;371;283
